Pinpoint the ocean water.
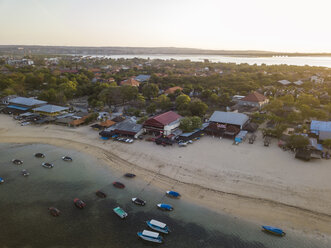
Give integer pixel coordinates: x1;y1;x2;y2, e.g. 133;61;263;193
0;143;330;248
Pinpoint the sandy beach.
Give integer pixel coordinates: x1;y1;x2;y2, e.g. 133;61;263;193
1;115;331;239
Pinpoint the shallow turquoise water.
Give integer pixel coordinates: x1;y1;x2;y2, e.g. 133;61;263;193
0;143;330;248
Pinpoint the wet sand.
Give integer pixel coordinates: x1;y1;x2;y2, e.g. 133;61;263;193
0;115;331;239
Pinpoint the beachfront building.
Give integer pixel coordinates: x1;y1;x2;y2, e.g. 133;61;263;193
120;78;140;87
101;119;144;139
204;111;249;138
2;97;47;114
164;86;183;95
33;104;68;116
143;111;182;136
310;120;331;141
238;92;269;109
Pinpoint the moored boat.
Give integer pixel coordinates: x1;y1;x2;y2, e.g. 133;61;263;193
166;190;181;198
147;219;170;234
0;177;4;184
113;206;128;219
62;156;73;162
157;203;173;211
132;197;146;206
12;159;23;165
74;198;86;209
22;169;30;177
42;162;54;169
262;226;286;236
48;207;61;216
124;173;136;178
137;230;163;243
113;181;125;189
34;153;45;158
96;190;107;198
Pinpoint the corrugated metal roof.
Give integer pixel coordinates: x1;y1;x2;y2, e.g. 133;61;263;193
209;111;249;127
33;104;68;113
310;120;331;132
9;97;47;106
135;74;150;82
278;80;292;85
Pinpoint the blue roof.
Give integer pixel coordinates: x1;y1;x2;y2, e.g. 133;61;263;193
7;105;29;111
135;75;151;82
310;120;331;132
9;97;47;106
33;104;68;113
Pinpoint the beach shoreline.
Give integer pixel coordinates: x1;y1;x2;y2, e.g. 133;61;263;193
1;115;331;240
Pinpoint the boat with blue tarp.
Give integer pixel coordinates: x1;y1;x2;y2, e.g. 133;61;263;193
157;203;173;211
262;226;286;236
166;190;181;198
147;219;170;234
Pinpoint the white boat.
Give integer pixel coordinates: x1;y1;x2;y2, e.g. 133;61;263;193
147;219;170;234
137;230;163;243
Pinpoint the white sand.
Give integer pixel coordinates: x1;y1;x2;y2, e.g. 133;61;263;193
1;115;331;238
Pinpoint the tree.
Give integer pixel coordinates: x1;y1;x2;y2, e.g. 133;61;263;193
210;93;219;104
146;103;156;114
142;83;159;99
120;85;138;103
179;116;202;132
219;93;231;106
189;99;208;116
156;94;172;111
176;94;191;110
287;135;309;149
297;94;320;107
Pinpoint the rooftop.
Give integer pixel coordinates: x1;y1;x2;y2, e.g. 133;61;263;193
164;86;183;95
135;74;151;82
310;120;331;132
120;78;140;87
33;104;68;113
241;92;267;102
145;111;182;126
9;97;47;107
209;111;249;127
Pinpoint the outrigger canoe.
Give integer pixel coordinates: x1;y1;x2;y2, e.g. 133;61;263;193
113;182;125;189
137;230;163;243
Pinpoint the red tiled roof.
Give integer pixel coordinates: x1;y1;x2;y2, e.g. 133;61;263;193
241;92;267;102
165;86;183;95
144;111;182;128
120;78;140;87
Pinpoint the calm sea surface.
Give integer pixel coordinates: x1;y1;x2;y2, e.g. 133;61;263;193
0;143;330;248
91;54;331;68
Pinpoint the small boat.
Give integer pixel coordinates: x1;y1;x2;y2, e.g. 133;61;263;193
34;153;45;158
42;162;54;169
113;181;125;189
0;177;4;184
113;206;128;219
137;230;163;243
157;203;173;211
146;219;170;234
132;197;146;206
74;198;86;209
124;173;136;178
22;169;30;177
62;156;73;162
96;190;107;198
262;226;286;236
166;190;181;198
48;207;60;216
12;159;23;165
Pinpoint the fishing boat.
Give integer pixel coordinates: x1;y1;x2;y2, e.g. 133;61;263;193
74;198;86;209
262;226;286;236
22;169;30;177
0;177;4;184
113;206;128;219
131;197;146;206
137;230;163;243
112;181;125;189
157;203;173;211
146;219;170;234
48;207;60;216
42;162;54;169
12;159;23;165
124;173;136;178
96;190;107;198
34;153;45;158
62;156;73;162
166;190;181;198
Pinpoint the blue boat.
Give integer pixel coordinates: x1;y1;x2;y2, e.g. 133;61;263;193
146;219;170;234
137;230;163;243
157;203;173;211
262;226;286;236
166;190;181;198
0;177;4;184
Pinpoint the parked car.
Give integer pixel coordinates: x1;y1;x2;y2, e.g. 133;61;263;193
21;121;31;126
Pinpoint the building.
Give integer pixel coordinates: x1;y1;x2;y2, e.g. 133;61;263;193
33;104;68;116
278;80;292;86
3;97;47;114
238;92;269;109
164;86;183;95
143;111;182;136
204;111;249;138
6;59;34;67
102;119;144;139
120;78;140;87
135;74;151;82
310;120;331;141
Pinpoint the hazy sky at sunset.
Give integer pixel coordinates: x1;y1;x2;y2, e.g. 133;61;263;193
0;0;330;52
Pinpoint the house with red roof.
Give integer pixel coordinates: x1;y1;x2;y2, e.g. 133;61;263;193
238;91;269;109
120;78;140;87
164;86;183;95
143;111;182;135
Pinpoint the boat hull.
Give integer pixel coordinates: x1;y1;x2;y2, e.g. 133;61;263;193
137;233;163;243
262;226;285;236
146;221;169;234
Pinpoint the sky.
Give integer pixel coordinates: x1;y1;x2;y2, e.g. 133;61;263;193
0;0;331;52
